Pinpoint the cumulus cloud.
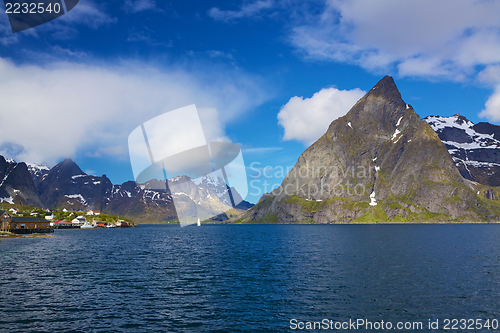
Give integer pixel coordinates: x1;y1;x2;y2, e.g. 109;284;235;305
0;58;268;165
208;0;273;22
278;87;365;145
478;65;500;121
290;0;500;80
479;86;500;122
478;65;500;86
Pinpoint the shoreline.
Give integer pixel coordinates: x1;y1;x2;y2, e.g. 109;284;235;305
0;232;55;239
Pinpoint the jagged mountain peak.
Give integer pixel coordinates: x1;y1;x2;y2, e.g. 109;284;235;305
319;75;424;174
367;75;401;98
26;162;51;183
0;155;18;168
26;162;50;170
52;158;84;177
0;159;44;207
452;113;473;125
426;114;474;129
239;76;492;223
337;75;412;137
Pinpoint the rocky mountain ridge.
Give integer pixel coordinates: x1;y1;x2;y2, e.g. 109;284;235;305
0;156;44;207
0;157;252;223
238;76;500;223
425;114;500;186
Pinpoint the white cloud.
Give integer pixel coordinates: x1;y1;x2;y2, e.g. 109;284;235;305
58;0;116;28
206;50;235;61
0;12;19;45
0;58;268;165
86;145;130;159
198;107;230;143
208;0;273;22
127;30;172;47
290;0;500;80
123;0;157;13
478;65;500;86
478;65;500;122
278;87;365;145
479;85;500;122
477;66;500;122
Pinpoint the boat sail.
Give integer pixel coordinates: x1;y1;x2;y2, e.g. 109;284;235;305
81;221;94;229
197;218;201;226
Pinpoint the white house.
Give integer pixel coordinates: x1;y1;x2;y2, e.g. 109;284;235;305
45;212;55;220
71;216;87;226
86;210;101;216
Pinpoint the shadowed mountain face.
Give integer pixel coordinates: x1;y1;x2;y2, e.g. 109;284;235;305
0;156;44;207
35;158;114;211
425;114;500;186
239;76;500;223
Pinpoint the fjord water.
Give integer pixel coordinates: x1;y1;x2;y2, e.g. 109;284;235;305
1;225;500;332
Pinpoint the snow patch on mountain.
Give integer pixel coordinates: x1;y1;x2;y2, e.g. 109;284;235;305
0;196;14;204
65;194;87;205
425;114;500;185
391;128;401;141
369;191;377;206
426;114;500;149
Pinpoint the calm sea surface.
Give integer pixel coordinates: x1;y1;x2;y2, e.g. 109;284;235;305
1;224;500;332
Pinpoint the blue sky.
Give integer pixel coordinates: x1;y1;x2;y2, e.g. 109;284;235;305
1;0;500;203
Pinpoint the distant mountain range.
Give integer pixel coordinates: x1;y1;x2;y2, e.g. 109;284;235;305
238;76;500;223
0;157;252;223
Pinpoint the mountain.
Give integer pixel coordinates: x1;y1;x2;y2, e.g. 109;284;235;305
237;76;500;223
103;180;177;223
24;158;252;223
425;114;500;186
0;156;44;207
26;162;50;183
0;154;252;223
35;158;114;211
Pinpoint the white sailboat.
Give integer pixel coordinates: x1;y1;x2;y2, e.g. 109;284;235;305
197;218;201;226
81;221;94;229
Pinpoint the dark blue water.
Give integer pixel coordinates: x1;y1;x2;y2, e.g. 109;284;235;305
1;224;500;332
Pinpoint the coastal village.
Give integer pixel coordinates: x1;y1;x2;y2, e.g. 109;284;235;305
0;205;134;235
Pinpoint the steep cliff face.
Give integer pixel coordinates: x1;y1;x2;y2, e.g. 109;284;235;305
0;156;44;207
240;76;500;223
